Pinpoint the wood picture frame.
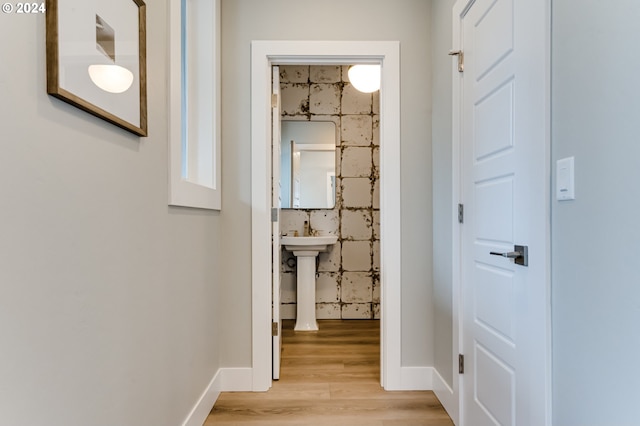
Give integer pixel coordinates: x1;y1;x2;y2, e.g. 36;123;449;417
46;0;147;136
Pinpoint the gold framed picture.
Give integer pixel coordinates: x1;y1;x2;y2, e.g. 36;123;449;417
46;0;147;136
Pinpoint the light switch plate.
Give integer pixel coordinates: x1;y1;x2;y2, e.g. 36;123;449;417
556;157;575;200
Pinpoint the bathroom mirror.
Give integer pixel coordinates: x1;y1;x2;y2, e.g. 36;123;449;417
280;121;336;209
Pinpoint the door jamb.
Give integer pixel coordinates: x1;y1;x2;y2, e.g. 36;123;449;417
450;3;465;425
250;40;402;391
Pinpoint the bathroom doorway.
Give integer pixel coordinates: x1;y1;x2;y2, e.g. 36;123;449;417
250;40;403;392
275;63;381;380
277;64;381;321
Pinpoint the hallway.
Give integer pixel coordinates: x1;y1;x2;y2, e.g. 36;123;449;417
205;320;453;425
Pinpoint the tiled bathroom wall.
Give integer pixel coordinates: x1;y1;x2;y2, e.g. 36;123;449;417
279;65;380;320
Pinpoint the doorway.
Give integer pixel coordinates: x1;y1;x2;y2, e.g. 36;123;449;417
250;41;403;391
274;63;381;379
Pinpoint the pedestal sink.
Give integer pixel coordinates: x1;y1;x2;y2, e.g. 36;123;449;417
281;235;338;331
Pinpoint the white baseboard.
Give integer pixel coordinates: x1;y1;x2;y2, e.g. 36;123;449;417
220;367;253;391
433;368;458;426
182;366;451;426
395;366;434;390
181;367;254;426
181;366;453;426
181;370;222;426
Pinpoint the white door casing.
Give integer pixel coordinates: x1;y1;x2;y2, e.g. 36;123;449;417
453;0;551;425
271;66;282;380
251;41;402;392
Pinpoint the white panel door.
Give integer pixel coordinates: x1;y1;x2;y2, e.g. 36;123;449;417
459;0;549;424
272;66;282;380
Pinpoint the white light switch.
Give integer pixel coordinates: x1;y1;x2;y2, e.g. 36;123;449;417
556;157;575;201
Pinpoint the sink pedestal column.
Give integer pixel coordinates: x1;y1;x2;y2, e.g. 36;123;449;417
281;236;337;332
293;251;319;331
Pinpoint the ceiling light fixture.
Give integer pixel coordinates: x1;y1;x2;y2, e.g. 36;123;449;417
348;64;381;93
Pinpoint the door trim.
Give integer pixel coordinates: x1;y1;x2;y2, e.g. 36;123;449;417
250;40;402;391
450;0;552;424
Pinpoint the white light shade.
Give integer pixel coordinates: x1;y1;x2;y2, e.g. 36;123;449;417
88;65;134;94
348;64;381;93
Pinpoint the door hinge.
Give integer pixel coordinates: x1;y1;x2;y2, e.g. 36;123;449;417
272;322;279;336
459;354;465;374
271;93;278;108
271;208;279;222
458;203;464;224
449;50;464;73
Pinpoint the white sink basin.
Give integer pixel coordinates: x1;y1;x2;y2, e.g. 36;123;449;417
280;234;338;331
281;235;338;253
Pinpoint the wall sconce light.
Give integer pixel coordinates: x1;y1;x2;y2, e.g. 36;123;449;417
348;64;381;93
88;64;134;94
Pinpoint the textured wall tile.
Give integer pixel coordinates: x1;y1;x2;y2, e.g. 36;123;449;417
317;303;341;320
342;83;372;115
342;272;373;303
310;210;339;235
318;243;341;272
280;66;309;83
341;115;373;146
316;272;340;303
342;178;372;208
341;65;351;82
342;303;372;319
372;240;380;272
373;303;381;320
372;178;380;209
281;272;297;303
281;83;309;116
280;209;309;236
372;210;380;240
282;115;310;124
372;146;380;179
310;66;341;83
373;115;380;146
373;91;380;115
372;274;380;303
342;240;372;271
333;177;343;209
310;83;341;115
341;210;372;240
341;147;372;178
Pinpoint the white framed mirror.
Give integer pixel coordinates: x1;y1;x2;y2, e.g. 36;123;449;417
280;121;336;209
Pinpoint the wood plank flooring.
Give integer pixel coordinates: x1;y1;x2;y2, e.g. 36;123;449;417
205;320;454;426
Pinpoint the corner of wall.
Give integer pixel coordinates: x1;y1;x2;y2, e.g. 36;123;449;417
180;367;254;426
181;370;222;426
396;366;435;391
433;367;458;425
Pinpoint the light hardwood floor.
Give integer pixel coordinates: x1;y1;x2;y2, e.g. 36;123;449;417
205;320;454;426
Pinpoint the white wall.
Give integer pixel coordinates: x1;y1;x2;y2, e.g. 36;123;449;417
220;0;433;368
430;0;456;390
551;1;640;424
0;3;222;425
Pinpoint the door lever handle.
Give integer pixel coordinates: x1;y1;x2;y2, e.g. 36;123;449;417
490;251;521;259
490;245;528;266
